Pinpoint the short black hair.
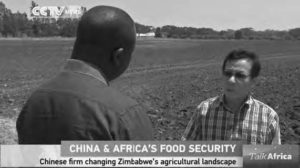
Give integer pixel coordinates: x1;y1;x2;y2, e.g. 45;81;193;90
222;49;261;78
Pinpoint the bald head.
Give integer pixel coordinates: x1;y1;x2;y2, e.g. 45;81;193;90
72;6;136;81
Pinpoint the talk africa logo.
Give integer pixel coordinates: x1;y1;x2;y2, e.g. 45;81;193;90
249;147;293;160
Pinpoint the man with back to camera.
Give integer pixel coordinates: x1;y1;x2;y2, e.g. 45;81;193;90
182;49;281;144
16;6;153;143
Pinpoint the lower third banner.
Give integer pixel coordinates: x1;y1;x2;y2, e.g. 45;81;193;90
1;141;243;167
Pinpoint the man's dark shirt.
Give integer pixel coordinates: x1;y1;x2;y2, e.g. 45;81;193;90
17;59;153;144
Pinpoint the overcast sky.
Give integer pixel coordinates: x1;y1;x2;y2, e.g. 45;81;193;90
2;0;300;31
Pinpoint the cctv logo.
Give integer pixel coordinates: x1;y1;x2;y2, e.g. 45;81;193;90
31;6;84;18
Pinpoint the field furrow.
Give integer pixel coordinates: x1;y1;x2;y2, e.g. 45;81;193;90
0;39;299;144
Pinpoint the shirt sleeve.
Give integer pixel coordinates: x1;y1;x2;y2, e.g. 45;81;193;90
269;112;281;145
271;120;281;144
17;91;115;144
181;103;204;141
119;104;154;140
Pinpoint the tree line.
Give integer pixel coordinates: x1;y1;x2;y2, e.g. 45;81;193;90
0;1;80;37
1;1;300;40
155;26;300;40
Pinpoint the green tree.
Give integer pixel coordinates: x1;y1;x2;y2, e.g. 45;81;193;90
12;12;29;36
289;28;300;40
234;30;243;39
155;27;162;38
239;27;254;39
30;1;38;17
0;1;5;34
135;22;152;34
59;18;79;37
2;8;14;36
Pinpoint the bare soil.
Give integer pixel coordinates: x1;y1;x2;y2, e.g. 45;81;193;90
0;39;299;144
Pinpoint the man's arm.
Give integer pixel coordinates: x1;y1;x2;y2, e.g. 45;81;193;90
271;121;281;144
181;112;198;141
181;102;204;141
269;112;281;145
119;104;153;140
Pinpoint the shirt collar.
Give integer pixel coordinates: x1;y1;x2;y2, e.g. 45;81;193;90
63;59;108;86
244;95;254;105
218;94;254;112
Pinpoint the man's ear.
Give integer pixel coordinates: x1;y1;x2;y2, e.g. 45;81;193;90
111;48;124;66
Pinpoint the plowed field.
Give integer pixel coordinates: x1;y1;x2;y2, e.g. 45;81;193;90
0;39;299;144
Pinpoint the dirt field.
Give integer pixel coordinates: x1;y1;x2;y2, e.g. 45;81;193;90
0;39;299;144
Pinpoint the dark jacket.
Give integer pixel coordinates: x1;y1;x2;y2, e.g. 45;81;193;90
17;59;153;144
